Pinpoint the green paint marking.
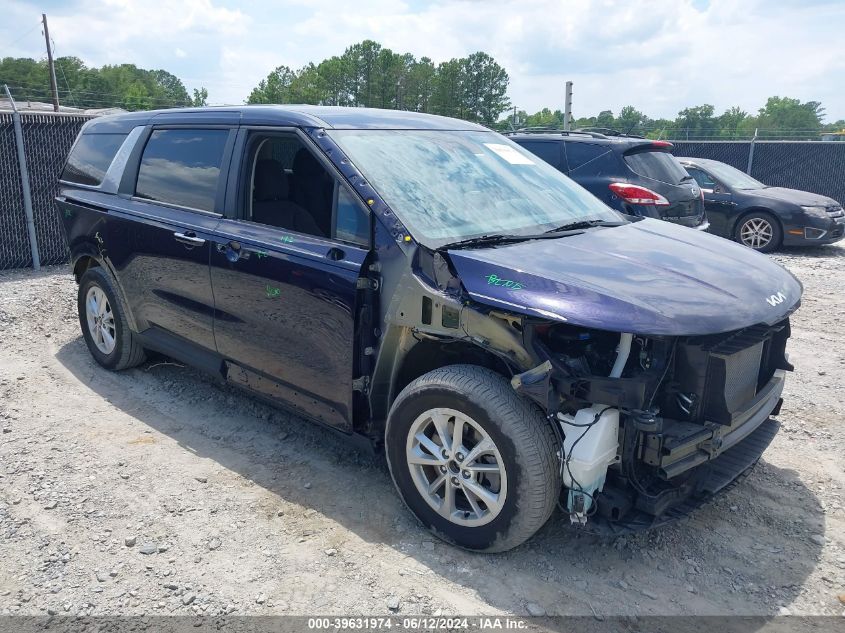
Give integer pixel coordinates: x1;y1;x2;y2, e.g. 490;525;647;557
485;273;525;291
64;209;73;218
265;285;281;299
255;250;269;259
278;235;295;244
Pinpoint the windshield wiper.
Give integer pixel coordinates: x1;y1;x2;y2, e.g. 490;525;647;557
442;220;625;250
440;234;530;250
543;219;626;234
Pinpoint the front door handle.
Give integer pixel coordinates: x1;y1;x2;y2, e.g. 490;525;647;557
174;231;206;247
326;247;345;261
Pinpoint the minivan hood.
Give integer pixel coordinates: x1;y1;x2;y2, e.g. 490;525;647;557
447;219;802;336
746;186;838;207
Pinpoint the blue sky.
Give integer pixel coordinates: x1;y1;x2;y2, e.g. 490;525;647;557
3;0;844;121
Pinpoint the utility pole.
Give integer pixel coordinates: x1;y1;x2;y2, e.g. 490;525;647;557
563;81;573;131
42;13;59;112
512;105;517;128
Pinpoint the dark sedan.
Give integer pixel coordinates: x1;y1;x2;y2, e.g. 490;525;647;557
678;157;845;252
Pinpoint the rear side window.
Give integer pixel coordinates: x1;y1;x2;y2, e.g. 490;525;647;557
685;167;717;189
61;133;127;186
135;129;229;212
564;142;611;172
624;150;689;185
515;141;561;168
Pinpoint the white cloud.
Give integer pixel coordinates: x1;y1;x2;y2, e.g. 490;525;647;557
2;0;844;119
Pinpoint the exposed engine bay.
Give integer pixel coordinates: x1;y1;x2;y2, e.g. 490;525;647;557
370;245;798;534
511;318;793;531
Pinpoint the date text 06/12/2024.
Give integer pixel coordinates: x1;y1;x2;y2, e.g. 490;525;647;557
306;617;529;630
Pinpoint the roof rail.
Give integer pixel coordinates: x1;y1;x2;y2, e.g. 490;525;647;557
505;127;608;139
575;127;646;139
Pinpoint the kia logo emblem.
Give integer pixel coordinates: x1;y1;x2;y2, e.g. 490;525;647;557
766;291;787;306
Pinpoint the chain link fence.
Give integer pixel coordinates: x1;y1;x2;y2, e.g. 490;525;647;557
670;141;845;205
0;111;92;270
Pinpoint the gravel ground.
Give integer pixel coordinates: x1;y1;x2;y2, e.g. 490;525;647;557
0;244;844;618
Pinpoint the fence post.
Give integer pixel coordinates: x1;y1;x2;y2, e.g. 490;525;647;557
746;128;758;176
3;85;41;270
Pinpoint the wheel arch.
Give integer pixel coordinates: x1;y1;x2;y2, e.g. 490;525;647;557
367;328;516;433
731;206;782;238
72;250;139;332
72;253;101;282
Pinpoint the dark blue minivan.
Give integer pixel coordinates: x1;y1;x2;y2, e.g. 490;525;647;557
58;106;801;551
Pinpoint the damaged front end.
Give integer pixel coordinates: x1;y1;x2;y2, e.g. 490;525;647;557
512;319;794;533
374;238;798;535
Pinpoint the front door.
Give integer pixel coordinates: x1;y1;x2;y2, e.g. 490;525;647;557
209;130;371;431
686;166;736;236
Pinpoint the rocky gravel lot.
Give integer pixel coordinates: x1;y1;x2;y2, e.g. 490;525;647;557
0;244;844;619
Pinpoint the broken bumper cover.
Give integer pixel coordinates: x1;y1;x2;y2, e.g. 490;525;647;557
643;369;786;480
589;416;780;535
584;371;786;535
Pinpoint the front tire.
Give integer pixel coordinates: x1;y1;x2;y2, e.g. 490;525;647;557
385;365;560;552
735;211;782;252
78;266;146;371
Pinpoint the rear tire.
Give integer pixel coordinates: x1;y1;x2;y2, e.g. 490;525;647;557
385;365;560;552
735;211;782;252
78;267;146;371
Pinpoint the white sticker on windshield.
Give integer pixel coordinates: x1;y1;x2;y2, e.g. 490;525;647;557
483;143;535;165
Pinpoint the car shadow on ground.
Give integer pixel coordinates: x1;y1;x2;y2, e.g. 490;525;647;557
54;337;824;616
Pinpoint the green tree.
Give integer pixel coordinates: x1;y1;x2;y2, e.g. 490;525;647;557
616;105;648;134
460;52;510;124
716;106;748;138
404;57;436;112
431;58;464;118
244;41;511;122
1;56;194;110
247;65;297;104
191;87;208;107
674;104;717;139
594;110;615;129
755;96;824;138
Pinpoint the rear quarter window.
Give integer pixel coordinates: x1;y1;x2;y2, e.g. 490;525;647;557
624;150;689;185
564;142;616;175
61;133;127;186
565;142;611;171
135;129;230;212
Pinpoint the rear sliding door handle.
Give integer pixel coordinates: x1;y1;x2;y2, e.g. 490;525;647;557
174;231;206;246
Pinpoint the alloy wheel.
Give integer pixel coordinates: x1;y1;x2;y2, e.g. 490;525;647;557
85;286;116;354
739;217;773;249
405;407;507;527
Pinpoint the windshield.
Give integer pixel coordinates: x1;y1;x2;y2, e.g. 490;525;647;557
327;129;622;248
624;150;689;185
703;161;765;190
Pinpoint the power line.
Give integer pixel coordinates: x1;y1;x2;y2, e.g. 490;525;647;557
50;41;78;108
1;21;41;56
